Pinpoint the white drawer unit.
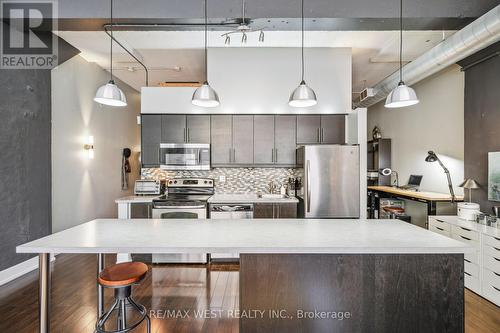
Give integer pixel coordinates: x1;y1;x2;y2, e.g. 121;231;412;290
482;268;500;305
428;215;500;306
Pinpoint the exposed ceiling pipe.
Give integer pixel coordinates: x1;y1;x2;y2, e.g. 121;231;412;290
354;5;500;109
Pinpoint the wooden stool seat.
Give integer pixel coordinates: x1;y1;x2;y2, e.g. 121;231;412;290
383;206;405;214
98;262;148;287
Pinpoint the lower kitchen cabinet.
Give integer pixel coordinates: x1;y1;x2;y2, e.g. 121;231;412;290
254;203;297;218
130;203;153;218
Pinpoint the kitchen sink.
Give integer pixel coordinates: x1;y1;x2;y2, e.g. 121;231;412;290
260;194;288;199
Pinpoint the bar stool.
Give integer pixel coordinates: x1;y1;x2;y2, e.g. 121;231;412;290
95;262;151;333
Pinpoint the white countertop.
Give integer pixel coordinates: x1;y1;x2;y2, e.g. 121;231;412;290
17;219;473;254
208;194;299;204
115;195;160;203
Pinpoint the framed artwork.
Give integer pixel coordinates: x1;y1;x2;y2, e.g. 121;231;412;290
488;152;500;201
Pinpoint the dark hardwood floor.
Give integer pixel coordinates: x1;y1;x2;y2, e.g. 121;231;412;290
0;254;498;333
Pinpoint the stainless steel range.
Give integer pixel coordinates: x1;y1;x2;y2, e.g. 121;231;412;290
152;178;214;263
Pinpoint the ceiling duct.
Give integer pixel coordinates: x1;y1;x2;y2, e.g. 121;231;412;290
354;5;500;109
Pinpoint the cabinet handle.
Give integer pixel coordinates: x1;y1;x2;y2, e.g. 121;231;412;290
435;219;445;223
321;128;324;142
229;148;232;163
494;272;500;277
494;247;500;252
233;148;236;163
460;227;472;232
275;148;278;163
464;272;471;276
317;128;320;143
271;148;274;163
436;226;444;231
493;286;500;292
187;128;190;142
464;258;471;263
306;160;311;213
460;235;471;241
494;237;500;241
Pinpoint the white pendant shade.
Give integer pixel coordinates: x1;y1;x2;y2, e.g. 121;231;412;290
94;80;127;107
288;80;317;107
384;82;419;108
192;82;220;107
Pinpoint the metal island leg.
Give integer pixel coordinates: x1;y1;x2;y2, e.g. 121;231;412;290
39;253;51;333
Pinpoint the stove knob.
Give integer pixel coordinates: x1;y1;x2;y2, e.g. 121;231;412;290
204;180;208;184
174;180;177;184
209;180;212;184
169;180;173;184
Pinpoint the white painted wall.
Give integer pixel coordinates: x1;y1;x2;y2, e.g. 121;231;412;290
367;65;464;195
142;47;353;114
51;55;141;232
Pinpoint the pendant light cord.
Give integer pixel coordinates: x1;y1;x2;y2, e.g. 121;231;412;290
399;0;403;83
110;0;113;81
204;0;208;82
301;0;305;82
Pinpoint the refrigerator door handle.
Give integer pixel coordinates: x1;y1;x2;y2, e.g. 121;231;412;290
306;159;311;213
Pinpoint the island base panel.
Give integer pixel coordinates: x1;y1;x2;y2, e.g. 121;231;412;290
240;254;463;333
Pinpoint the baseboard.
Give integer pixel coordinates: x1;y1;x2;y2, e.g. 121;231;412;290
0;255;56;286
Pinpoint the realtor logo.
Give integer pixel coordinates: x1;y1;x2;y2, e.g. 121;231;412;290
1;0;58;69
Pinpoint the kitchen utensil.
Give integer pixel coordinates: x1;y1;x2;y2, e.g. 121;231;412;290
492;206;500;218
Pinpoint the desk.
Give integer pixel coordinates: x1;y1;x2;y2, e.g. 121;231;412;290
17;218;471;333
367;186;464;222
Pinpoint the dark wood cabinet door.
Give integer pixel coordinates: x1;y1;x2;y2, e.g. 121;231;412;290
296;115;321;144
254;203;274;218
186;115;210;143
211;115;232;165
232;115;254;164
141;115;161;166
275;115;297;165
253;115;275;164
320;115;345;144
161;115;186;143
276;203;297;218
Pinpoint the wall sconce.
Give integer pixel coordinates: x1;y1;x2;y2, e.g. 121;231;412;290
84;136;94;159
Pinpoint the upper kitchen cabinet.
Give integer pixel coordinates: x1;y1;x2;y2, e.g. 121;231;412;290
211;115;232;165
320;115;345;144
232;115;254;165
274;116;297;165
296;115;345;145
141;114;162;166
161;115;186;143
297;115;321;144
186;115;210;143
254;115;275;164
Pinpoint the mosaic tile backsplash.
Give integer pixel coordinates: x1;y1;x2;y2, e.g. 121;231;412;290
141;168;301;194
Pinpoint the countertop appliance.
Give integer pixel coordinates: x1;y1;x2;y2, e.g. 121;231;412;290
296;145;360;218
457;202;480;221
134;179;163;195
209;203;254;262
152;178;214;263
159;143;210;170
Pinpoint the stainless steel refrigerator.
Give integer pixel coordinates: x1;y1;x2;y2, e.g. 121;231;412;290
297;145;360;218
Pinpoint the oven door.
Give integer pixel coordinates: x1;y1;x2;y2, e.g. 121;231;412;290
159;143;210;170
151;205;207;263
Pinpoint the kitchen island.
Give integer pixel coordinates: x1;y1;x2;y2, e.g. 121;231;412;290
17;219;472;333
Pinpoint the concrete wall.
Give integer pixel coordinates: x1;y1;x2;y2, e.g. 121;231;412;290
461;42;500;213
142;48;353;115
51;55;141;232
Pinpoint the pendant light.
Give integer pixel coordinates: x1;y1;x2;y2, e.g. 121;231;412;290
94;0;127;107
289;0;317;108
192;0;220;107
385;0;419;108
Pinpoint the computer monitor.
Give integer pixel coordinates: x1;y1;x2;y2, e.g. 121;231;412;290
408;175;423;187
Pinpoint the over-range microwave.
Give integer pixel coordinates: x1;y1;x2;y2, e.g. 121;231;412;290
159;143;210;170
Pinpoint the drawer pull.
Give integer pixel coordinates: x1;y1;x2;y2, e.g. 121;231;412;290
436;226;444;231
436;219;445;223
494;237;500;241
464;258;471;263
494;272;500;277
494;247;500;252
460;235;471;241
464;272;472;277
460;227;472;232
493;286;500;292
494;257;500;262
